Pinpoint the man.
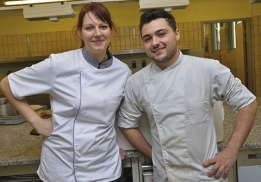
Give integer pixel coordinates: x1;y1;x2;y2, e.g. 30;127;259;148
118;9;257;182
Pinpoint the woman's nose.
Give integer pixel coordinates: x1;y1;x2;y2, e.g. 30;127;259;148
94;27;102;36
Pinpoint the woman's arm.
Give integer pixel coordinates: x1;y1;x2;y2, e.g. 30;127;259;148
0;76;53;137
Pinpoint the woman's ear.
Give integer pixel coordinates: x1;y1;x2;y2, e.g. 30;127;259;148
77;30;82;38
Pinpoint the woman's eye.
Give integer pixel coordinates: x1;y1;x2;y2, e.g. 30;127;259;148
101;25;108;29
85;27;93;31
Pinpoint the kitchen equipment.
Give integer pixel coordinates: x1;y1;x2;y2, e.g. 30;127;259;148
0;103;18;116
213;101;224;142
237;149;261;182
0;97;7;104
0;105;47;125
142;165;153;182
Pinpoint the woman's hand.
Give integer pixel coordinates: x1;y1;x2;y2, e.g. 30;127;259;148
33;117;53;137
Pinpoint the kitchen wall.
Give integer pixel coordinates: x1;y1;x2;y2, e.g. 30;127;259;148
252;15;261;96
0;0;261;97
204;23;237;76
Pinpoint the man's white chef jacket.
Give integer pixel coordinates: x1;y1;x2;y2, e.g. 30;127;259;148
8;48;131;182
118;52;256;182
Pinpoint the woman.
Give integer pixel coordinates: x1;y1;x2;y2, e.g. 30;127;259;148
0;3;131;182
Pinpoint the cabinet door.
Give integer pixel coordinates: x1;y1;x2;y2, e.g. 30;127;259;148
227;164;236;182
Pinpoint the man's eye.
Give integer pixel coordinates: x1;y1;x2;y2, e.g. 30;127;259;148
159;32;166;37
143;37;151;43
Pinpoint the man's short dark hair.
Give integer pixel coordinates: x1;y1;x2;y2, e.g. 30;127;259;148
139;9;177;34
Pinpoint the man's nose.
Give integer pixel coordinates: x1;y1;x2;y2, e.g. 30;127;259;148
151;37;159;46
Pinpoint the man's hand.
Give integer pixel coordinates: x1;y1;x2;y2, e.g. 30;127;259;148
203;148;237;179
119;148;126;160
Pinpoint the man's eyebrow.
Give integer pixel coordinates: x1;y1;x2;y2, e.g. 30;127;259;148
141;29;167;39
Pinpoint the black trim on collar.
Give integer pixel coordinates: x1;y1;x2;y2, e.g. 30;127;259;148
81;46;113;69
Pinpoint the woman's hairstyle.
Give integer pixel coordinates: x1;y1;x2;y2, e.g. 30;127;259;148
74;2;116;48
139;9;177;34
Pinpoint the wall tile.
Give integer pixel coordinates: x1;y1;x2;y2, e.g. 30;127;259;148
61;31;66;41
46;32;52;42
36;33;42;42
120;36;126;50
31;34;37;43
61;40;67;51
51;32;56;41
37;43;43;54
42;33;47;43
55;31;61;41
125;26;130;36
46;42;52;53
254;25;259;36
2;35;7;44
66;31;73;40
189;22;193;31
66;40;72;51
7;35;13;45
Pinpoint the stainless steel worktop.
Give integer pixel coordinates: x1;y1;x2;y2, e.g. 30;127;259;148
0;98;260;167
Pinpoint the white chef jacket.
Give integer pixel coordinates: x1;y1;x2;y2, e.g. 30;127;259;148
8;48;131;182
118;52;256;182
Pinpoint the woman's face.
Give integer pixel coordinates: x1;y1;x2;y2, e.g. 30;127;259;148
80;12;111;60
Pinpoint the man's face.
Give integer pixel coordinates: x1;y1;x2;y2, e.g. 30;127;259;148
141;18;180;69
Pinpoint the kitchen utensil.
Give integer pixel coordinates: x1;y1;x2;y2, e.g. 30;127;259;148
30;129;40;136
0;97;7;105
0;103;18;116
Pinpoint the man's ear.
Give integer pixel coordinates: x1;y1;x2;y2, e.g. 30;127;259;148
175;28;180;40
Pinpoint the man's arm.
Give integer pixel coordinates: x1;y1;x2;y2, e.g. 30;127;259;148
203;100;258;179
120;127;152;160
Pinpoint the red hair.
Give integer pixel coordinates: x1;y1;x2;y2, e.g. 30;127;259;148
73;2;116;48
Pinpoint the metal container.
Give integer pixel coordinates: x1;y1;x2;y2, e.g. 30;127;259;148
0;97;7;105
142;165;153;182
0;103;18;116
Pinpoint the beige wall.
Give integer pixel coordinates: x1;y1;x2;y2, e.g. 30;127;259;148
0;0;261;35
204;22;237;76
252;15;261;96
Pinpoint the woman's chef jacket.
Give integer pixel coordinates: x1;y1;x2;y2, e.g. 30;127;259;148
8;48;131;182
118;52;256;182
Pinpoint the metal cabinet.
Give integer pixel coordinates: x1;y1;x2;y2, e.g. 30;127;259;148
122;155;152;182
227;164;237;182
237;149;261;182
